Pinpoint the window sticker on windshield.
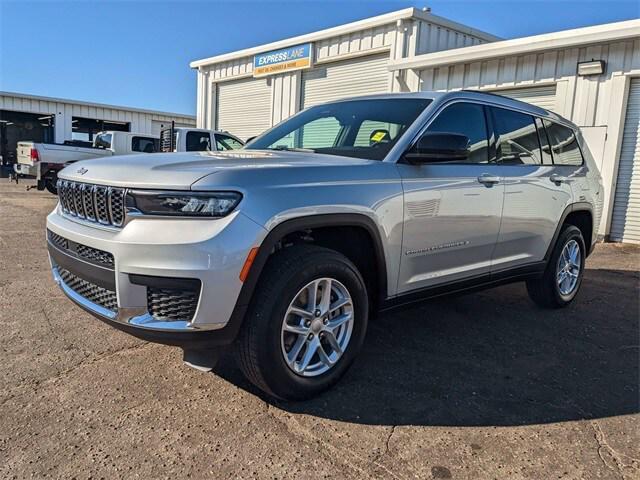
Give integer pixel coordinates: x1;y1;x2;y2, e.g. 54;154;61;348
371;131;387;143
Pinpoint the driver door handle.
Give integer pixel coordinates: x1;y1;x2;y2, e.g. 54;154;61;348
550;173;568;184
477;174;500;185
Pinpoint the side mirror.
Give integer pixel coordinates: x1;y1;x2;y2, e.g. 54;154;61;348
405;132;470;164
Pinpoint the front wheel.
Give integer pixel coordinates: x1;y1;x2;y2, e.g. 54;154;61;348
527;225;585;308
235;244;369;400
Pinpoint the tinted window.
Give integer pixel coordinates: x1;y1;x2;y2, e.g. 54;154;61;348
424;102;489;163
94;133;112;149
131;136;157;153
186;132;211;152
544;120;583;166
247;99;431;161
215;134;244;151
534;117;553;164
491;107;541;165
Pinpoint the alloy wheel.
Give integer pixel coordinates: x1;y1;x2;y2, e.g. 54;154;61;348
280;277;354;377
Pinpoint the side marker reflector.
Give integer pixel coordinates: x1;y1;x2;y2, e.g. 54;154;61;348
239;247;259;282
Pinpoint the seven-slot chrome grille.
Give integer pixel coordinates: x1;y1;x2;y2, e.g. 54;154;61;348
57;180;126;227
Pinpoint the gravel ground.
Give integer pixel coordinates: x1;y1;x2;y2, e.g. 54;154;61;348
1;179;638;479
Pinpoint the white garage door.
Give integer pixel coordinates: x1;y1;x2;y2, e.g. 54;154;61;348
610;78;640;244
301;54;390;108
216;77;271;141
494;85;557;111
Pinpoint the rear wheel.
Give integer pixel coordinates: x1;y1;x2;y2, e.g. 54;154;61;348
527;225;585;308
44;172;58;195
235;244;368;400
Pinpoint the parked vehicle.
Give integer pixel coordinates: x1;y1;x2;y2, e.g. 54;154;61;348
159;125;244;152
15;131;159;194
46;91;603;400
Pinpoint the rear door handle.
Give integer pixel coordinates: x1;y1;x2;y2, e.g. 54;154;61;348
477;174;500;185
550;174;568;184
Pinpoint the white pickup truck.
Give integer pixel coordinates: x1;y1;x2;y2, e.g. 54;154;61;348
15;131;159;194
159;126;244;153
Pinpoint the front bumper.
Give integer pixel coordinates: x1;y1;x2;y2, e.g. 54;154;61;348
47;205;266;347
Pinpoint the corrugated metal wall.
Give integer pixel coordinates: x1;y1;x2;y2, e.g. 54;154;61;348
417;39;639;126
216;78;272;140
610;78;640;243
415;20;486;54
0;94;195;143
301;54;390;107
196;16;491;130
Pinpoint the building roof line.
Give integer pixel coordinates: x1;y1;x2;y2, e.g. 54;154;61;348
189;7;500;69
387;19;640;71
0;91;196;119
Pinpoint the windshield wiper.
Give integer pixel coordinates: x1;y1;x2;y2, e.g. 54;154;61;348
267;145;315;153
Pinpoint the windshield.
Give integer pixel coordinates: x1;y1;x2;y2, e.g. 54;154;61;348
247;98;432;160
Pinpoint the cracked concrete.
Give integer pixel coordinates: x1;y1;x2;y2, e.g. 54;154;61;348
1;179;638;479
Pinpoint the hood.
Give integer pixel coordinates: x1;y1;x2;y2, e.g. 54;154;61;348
58;150;376;189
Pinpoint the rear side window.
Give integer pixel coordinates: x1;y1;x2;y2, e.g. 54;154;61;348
490;107;541;165
425;102;489;163
544;120;584;166
94;133;112;149
534;118;553;165
215;134;244;151
131;136;158;153
186;132;211;151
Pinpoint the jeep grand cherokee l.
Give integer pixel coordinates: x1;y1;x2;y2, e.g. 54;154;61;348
47;91;603;400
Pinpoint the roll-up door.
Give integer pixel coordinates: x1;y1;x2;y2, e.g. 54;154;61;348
494;85;557;111
216;77;271;141
300;54;390;108
610;78;640;244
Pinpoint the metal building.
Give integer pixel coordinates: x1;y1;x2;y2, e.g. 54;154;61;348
0;91;195;166
191;8;640;243
191;8;498;140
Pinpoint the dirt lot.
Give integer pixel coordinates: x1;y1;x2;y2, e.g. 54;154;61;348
1;179;638;480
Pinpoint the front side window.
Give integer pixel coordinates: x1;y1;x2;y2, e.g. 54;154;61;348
491;107;541;165
544;120;583;166
131;136;158;153
186;132;211;152
215;134;244;151
247;98;432;161
423;102;489;163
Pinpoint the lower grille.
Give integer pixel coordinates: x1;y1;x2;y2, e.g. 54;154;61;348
48;231;68;250
75;244;115;267
148;287;200;321
47;230;114;268
58;267;118;312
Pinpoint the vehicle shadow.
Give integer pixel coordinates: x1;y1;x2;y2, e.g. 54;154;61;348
213;267;639;427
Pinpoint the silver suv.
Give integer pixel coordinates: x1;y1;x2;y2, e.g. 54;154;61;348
47;91;603;400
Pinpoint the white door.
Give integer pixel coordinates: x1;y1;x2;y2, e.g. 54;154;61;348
216;77;272;141
610;78;640;244
494;85;557;112
300;54;389;108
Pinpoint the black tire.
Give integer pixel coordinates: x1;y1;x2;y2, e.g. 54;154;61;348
44;173;58;195
235;244;369;401
526;225;585;309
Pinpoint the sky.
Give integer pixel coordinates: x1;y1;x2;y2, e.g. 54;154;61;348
0;0;638;116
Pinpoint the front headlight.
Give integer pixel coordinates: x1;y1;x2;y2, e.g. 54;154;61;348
126;190;242;217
